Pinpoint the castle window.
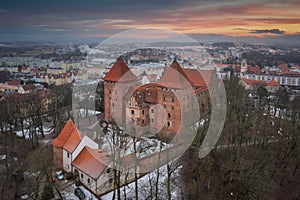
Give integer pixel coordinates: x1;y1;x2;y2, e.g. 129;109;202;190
168;113;171;119
112;103;114;108
167;121;171;128
109;178;113;184
107;168;110;173
172;97;174;102
131;110;134;115
88;178;90;184
172;106;174;110
81;173;83;179
142;110;145;115
67;153;70;158
151;118;154;123
151;109;154;113
164;105;166;109
142;119;145;124
163;96;166;101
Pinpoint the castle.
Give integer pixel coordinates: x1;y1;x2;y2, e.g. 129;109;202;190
103;57;212;137
51;57;213;196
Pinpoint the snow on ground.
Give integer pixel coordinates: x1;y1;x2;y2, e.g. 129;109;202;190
59;161;182;200
101;163;182;200
192;118;208;130
73;79;99;86
15;126;53;139
62;183;98;200
0;154;6;160
101;133;173;159
74;109;101;118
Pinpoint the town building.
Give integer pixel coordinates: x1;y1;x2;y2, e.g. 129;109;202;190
52;120;138;196
240;78;281;93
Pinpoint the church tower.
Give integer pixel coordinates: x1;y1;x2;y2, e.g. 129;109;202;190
241;59;248;73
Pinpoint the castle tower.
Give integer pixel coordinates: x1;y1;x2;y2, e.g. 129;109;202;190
156;60;194;135
103;57;137;123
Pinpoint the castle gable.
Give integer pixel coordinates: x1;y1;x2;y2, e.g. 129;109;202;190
103;57;137;82
158;60;193;89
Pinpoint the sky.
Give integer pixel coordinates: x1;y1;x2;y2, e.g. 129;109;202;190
0;0;300;43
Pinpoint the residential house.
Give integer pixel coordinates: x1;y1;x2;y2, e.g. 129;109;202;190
52;120;138;196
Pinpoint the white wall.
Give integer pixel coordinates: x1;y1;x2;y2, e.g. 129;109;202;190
72;136;98;161
63;149;72;172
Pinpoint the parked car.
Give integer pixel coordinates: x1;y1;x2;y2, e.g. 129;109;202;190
55;171;64;181
74;187;85;199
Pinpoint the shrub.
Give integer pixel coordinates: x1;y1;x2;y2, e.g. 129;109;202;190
41;183;54;200
65;172;73;180
75;180;81;186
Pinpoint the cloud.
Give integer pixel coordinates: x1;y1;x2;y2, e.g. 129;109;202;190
249;29;286;35
41;28;69;32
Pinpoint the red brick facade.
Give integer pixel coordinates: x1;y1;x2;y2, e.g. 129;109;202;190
103;58;211;136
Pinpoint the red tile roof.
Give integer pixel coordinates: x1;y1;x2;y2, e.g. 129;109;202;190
267;80;280;87
72;147;110;180
63;129;82;153
247;66;261;74
103;57;137;82
279;65;289;72
242;78;280;88
22;84;36;91
183;69;211;87
6;80;21;86
52;120;82;153
158;60;193;89
241;78;267;86
135;83;158;104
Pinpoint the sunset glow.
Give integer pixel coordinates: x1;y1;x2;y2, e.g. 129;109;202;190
0;0;299;41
